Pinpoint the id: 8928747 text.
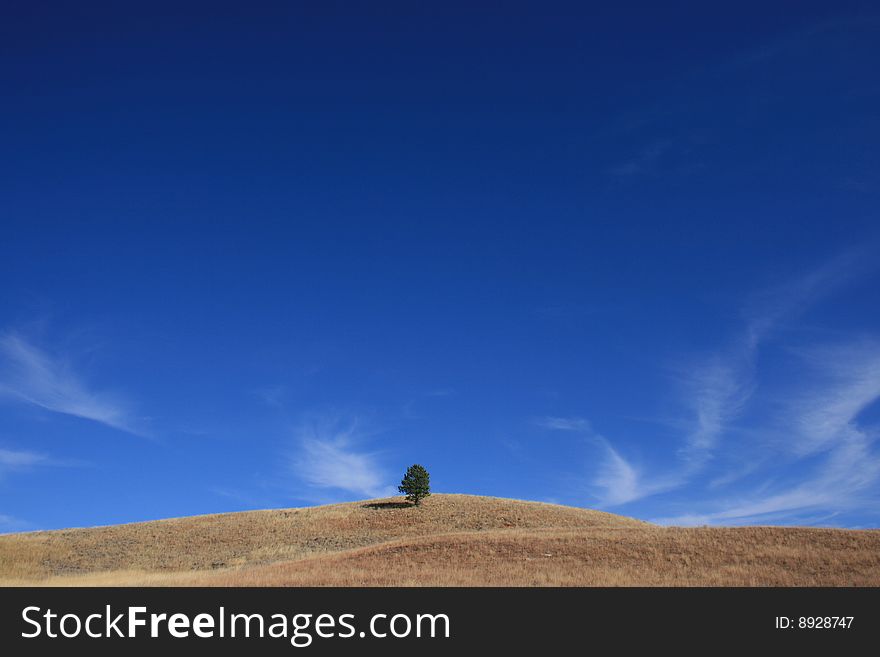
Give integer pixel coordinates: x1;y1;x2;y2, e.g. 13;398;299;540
775;616;854;629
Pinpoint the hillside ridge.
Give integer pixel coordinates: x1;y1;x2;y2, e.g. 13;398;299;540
2;494;878;586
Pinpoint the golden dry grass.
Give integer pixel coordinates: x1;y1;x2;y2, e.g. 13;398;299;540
1;494;877;586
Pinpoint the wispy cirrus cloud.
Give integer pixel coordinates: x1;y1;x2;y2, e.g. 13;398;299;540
535;416;592;432
592;442;643;507
653;439;880;527
677;357;754;467
0;447;48;469
290;415;395;500
537;416;678;507
0;445;80;478
0;333;142;435
550;348;754;508
673;246;877;477
790;341;880;456
1;444;64;532
653;339;880;526
743;247;876;349
543;247;880;523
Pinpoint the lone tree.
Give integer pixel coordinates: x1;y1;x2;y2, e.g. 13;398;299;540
398;464;431;506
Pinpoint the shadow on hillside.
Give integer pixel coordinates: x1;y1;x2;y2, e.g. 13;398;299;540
362;501;413;510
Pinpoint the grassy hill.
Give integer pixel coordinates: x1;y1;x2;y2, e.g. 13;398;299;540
2;494;878;586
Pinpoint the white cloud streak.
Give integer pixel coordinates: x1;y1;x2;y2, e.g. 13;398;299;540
675;247;875;475
654;341;880;526
290;417;395;500
743;248;874;349
791;341;880;456
0;446;55;481
0;333;141;435
679;357;754;465
0;447;48;469
538;416;678;507
535;416;592;432
544;249;880;521
593;442;642;506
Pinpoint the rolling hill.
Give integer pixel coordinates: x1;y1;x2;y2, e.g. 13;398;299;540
2;494;878;586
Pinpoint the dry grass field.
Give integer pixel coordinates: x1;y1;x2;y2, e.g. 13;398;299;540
1;494;878;586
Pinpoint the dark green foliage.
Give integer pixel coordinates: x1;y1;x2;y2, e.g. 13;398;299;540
398;464;431;506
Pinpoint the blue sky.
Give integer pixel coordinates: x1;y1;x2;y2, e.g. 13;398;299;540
1;2;879;532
